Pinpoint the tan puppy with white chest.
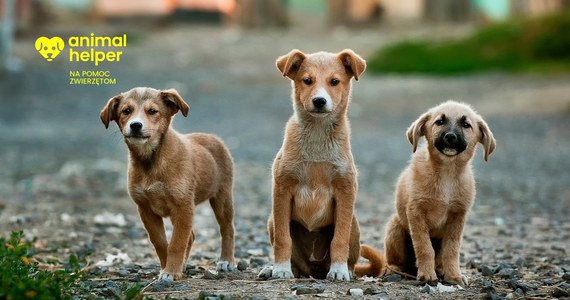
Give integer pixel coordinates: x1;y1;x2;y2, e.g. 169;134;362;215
100;87;235;282
267;49;384;281
384;101;496;286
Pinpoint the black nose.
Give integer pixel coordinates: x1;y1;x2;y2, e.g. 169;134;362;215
312;97;327;109
130;122;143;132
444;132;457;143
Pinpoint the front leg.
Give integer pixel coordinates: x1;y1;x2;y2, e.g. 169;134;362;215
328;177;357;281
161;205;194;282
441;212;468;286
270;176;294;279
406;201;437;284
138;206;168;269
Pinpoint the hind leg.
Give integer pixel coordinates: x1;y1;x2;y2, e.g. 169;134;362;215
210;186;236;271
384;214;409;274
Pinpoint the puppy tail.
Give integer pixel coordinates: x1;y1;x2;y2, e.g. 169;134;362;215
354;244;386;277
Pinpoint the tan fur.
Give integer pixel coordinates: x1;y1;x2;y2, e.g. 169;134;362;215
100;87;235;280
267;49;383;280
384;101;496;286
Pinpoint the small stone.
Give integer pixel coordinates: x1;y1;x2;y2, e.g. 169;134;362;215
203;270;219;280
383;273;402;282
551;287;570;298
481;280;495;293
237;259;249;271
515;257;527;268
296;287;321;295
509;279;537;292
562;272;570;281
363;287;381;295
347;288;363;296
250;257;268;268
514;288;524;297
465;259;480;269
173;284;191;291
496;268;516;279
151;280;170;292
421;284;433;294
481;265;497;276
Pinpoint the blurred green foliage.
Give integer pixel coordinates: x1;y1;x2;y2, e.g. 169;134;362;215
368;11;570;75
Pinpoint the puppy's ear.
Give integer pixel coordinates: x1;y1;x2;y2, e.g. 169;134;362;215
478;119;496;161
406;113;430;153
161;89;190;117
276;49;306;79
57;39;64;51
35;37;46;51
338;49;366;81
100;95;122;129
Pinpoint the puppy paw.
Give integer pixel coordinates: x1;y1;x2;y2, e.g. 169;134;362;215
417;268;438;285
444;274;468;286
216;261;235;272
158;271;176;283
326;263;351;281
271;262;294;279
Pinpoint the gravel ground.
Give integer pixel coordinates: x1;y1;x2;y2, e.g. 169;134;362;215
1;22;570;299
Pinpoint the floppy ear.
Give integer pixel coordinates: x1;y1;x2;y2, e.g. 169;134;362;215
100;95;122;129
57;39;64;51
338;49;366;81
478;119;496;161
406;112;430;153
161;89;190;117
35;37;46;51
276;49;306;80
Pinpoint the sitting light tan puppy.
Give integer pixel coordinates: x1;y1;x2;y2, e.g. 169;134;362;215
100;87;235;282
384;101;496;286
266;49;384;281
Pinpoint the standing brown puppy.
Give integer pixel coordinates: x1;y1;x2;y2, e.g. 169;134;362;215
266;49;384;281
100;87;235;282
384;101;496;286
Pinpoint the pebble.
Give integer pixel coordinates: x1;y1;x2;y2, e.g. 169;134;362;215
347;288;364;296
173;284;191;291
383;273;402;282
562;272;570;281
203;270;221;280
551;287;570;298
250;257;269;268
480;280;495;293
421;284;433;294
509;279;537;293
481;265;497;276
237;259;249;271
198;291;232;300
363;287;382;295
515;257;527;268
496;268;517;279
293;284;325;295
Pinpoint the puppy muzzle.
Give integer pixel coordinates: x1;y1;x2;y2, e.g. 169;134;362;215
435;131;467;156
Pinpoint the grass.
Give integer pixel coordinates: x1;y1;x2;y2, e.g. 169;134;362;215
368;11;570;75
0;231;143;300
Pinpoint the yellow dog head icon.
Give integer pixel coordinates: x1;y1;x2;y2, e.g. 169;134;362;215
35;37;65;61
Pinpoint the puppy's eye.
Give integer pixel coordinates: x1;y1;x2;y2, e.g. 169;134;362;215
462;122;471;128
303;78;313;85
148;108;158;115
434;119;445;125
330;78;340;86
122;108;131;116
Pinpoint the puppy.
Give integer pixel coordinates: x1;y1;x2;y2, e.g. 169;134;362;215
100;87;235;282
266;49;384;281
384;101;496;286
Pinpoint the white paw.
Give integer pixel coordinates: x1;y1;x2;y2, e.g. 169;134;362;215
158;271;175;283
327;262;351;281
216;261;235;272
271;262;294;279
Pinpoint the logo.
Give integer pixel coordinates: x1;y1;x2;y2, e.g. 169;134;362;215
35;36;65;61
